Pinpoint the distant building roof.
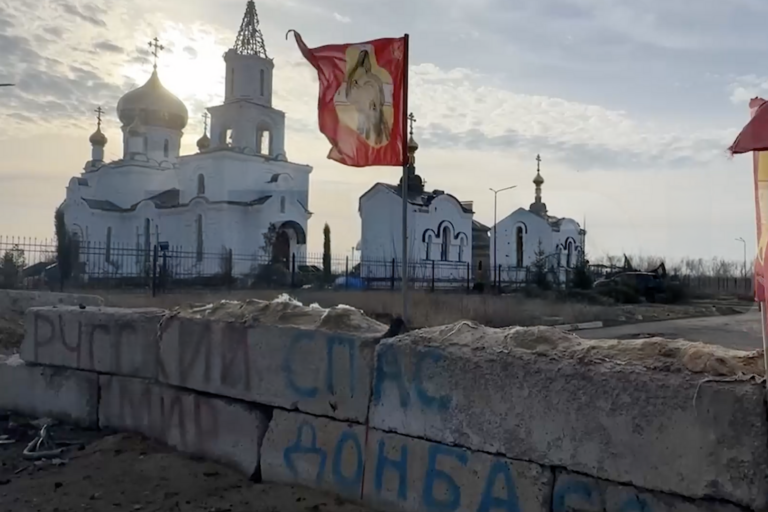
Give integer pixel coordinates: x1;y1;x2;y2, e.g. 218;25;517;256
363;183;473;214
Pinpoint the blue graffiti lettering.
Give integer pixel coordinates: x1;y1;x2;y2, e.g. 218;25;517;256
422;443;468;512
552;477;596;512
620;494;651;512
477;460;521;512
372;344;410;407
331;430;364;493
326;336;356;398
414;349;451;411
282;332;319;398
374;438;409;501
283;422;327;484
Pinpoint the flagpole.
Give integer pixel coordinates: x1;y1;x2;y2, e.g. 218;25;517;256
401;33;410;325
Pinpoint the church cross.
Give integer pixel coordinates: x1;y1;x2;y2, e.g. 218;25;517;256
408;112;416;136
536;153;542;171
202;112;209;132
148;37;165;69
94;106;104;129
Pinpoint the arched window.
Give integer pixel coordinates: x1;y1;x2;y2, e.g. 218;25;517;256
229;68;235;97
163;139;169;158
197;174;205;196
259;69;265;96
441;226;451;261
458;237;466;262
196;214;203;262
567;241;574;268
515;227;524;267
257;128;271;155
426;235;433;260
280;196;286;213
105;227;112;263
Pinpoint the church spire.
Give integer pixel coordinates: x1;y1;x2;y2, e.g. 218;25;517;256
529;154;548;217
233;1;268;58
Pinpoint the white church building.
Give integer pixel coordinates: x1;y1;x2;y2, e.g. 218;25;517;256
59;1;311;278
358;134;476;287
491;156;585;283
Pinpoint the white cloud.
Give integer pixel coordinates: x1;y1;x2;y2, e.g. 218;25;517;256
332;12;351;23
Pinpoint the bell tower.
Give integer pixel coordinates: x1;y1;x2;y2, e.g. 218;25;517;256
209;0;287;159
223;0;273;107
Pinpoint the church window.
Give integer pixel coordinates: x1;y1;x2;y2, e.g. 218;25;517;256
197;174;205;196
143;219;151;270
426;235;433;260
196;214;203;262
163;139;169;158
259;69;265;96
280;196;286;213
458;237;466;262
441;226;451;261
105;227;112;263
515;227;524;267
257;128;271;155
567;241;574;268
222;129;233;146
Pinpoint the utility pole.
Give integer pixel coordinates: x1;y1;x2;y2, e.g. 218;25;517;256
490;185;517;289
736;237;747;279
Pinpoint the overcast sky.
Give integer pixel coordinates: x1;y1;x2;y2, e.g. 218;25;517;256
0;0;765;261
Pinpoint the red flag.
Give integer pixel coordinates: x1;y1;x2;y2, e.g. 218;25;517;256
730;98;768;154
288;30;407;168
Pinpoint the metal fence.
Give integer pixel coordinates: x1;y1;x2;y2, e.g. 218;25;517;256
0;236;754;296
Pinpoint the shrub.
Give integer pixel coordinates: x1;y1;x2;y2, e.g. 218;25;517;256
595;282;641;304
663;281;689;304
571;261;594;290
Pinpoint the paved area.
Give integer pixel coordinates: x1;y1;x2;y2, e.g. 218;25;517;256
578;310;763;351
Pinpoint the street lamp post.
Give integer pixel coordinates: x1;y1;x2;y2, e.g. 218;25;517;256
736;237;747;280
490;185;517;290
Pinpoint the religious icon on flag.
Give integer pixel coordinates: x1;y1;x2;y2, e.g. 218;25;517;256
287;30;408;168
729;98;768;301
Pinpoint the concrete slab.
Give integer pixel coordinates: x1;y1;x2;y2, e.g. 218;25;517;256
21;307;165;379
0;290;104;315
159;317;378;422
363;428;553;512
260;410;367;502
0;355;98;427
553;471;744;512
99;375;269;476
368;328;768;510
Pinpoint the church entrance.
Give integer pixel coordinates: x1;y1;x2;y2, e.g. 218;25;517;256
272;230;291;268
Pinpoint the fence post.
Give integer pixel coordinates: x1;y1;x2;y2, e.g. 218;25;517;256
431;260;435;292
391;258;395;290
497;265;502;294
151;244;158;297
345;256;349;289
291;253;296;288
466;262;470;292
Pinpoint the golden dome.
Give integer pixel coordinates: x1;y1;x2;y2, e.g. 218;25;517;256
89;127;107;146
116;70;188;131
407;135;419;152
197;132;211;151
533;171;544;187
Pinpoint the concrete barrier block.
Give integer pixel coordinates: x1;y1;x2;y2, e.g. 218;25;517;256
368;333;768;509
0;355;98;427
554;471;744;512
98;375;269;476
260;410;367;501
363;429;552;512
21;307;165;379
0;289;104;315
159;317;378;422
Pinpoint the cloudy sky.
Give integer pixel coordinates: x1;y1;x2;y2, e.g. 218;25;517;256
0;0;765;262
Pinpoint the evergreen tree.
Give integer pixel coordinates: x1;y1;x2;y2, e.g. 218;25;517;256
54;208;72;291
322;223;332;283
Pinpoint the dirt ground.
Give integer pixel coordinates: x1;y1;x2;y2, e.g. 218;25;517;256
0;415;372;512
